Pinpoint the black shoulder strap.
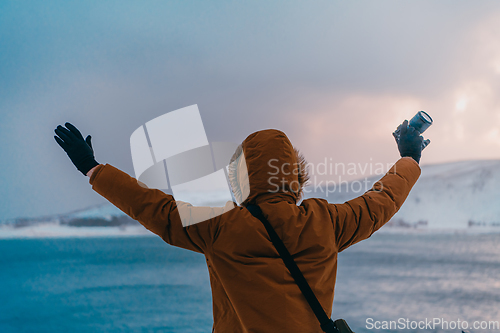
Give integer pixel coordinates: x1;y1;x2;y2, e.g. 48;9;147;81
246;204;338;333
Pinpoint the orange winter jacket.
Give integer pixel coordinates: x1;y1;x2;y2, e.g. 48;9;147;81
89;129;421;333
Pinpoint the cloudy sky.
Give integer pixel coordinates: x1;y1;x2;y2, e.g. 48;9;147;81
2;0;500;220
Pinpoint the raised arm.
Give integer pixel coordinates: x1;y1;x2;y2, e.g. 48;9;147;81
88;163;231;253
54;122;227;253
329;119;427;251
330;157;421;252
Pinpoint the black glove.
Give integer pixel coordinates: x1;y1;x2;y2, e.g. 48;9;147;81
54;122;99;175
393;120;424;164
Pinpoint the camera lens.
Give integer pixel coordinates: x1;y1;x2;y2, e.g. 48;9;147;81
419;111;432;123
409;111;433;134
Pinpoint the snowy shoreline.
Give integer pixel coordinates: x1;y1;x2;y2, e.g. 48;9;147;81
0;224;152;239
1;223;499;239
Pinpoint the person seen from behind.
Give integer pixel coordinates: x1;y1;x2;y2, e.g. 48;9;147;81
54;118;426;332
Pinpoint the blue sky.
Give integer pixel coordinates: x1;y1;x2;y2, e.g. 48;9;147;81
2;0;500;220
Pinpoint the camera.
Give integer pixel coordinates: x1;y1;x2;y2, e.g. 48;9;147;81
393;111;432;149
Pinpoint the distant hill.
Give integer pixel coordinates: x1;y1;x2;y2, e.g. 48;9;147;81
0;203;136;227
0;203;144;238
303;159;500;229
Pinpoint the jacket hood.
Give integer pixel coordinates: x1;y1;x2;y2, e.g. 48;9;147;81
228;129;309;206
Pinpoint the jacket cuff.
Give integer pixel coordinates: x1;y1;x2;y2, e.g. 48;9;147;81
401;156;421;170
88;164;105;185
392;157;421;188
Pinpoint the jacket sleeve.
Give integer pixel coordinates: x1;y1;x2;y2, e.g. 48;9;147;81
328;157;421;252
89;163;229;254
